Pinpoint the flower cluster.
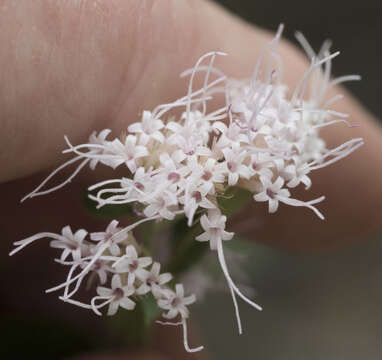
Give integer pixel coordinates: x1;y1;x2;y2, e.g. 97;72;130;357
10;220;202;352
10;26;362;352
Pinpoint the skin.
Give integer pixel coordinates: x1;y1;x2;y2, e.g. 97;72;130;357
1;0;381;359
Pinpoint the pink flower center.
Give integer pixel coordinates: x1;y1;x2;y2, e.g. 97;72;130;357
202;171;212;181
266;188;275;199
171;297;181;307
210;227;221;236
168;172;180;182
128;260;139;272
192;191;202;203
135;182;144;190
227;161;236;172
67;241;78;250
113;287;124;299
146;276;158;286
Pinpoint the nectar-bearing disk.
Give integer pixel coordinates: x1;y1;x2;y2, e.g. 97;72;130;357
10;25;363;353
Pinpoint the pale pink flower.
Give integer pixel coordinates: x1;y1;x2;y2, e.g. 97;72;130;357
196;209;234;250
106;135;148;172
90;220;126;256
50;226;88;261
128;110;165;145
157;284;196;319
95;274;135;316
114;245;152;284
136;262;173;295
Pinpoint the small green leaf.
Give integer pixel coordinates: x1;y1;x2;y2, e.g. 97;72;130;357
165;217;209;275
218;186;252;217
141;293;162;328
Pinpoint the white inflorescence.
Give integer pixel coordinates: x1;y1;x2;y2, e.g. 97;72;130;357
10;26;363;352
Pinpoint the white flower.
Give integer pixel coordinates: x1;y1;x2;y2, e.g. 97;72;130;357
253;176;290;213
50;226;88;261
196;209;234;250
95;274;135;315
181;110;211;143
220;143;251;186
114;245;152;283
157;284;196;319
284;162;312;189
106;135;148;172
181;181;216;226
136;262;173;295
88;129;113;170
81;258;110;285
159;152;189;185
215;123;249;150
248;153;274;179
143;189;179;220
111;167;154;203
90;220;126;256
188;157;225;194
166;120;211;157
254;176;325;218
128;111;165;145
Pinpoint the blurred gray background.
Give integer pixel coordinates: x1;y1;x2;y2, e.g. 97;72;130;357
195;1;382;359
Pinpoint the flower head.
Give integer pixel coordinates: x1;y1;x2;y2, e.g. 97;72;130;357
11;25;363;354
